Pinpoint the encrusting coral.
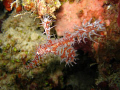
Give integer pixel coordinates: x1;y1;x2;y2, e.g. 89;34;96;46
0;10;49;89
55;0;108;36
0;10;47;62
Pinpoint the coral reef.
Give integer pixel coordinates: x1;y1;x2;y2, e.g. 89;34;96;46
93;1;120;89
0;11;51;89
10;0;61;18
0;0;120;90
55;0;107;36
117;1;120;27
0;10;47;62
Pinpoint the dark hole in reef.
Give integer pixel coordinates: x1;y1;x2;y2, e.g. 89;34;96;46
0;48;2;53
